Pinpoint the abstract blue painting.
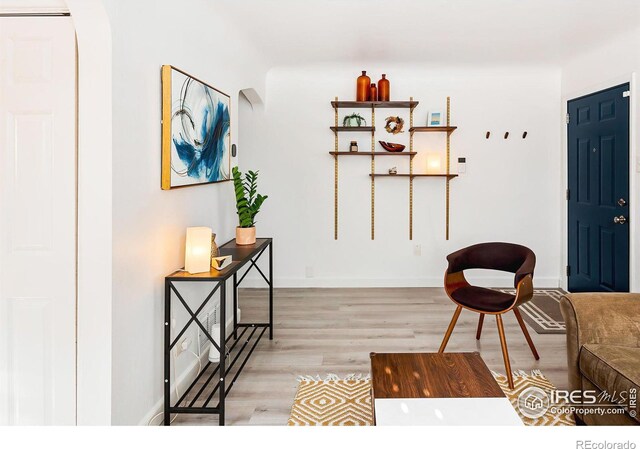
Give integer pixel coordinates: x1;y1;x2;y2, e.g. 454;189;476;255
161;65;230;189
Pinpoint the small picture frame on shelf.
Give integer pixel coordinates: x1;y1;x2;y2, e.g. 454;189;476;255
427;111;443;127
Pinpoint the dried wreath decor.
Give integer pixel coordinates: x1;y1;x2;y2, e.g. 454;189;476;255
384;116;404;134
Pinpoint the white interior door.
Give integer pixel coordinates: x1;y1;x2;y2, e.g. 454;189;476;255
0;16;76;425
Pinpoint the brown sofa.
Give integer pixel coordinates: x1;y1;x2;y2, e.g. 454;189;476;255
560;293;640;425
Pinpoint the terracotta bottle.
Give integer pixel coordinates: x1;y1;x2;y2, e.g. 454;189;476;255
356;70;371;101
369;83;378;102
377;74;390;101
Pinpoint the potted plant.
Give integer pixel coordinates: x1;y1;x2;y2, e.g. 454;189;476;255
232;166;268;245
343;113;367;127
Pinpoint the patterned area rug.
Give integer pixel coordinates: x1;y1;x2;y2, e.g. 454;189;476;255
288;372;574;426
287;374;373;426
498;288;566;334
492;370;575;426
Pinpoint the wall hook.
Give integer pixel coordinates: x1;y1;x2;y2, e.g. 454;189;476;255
522;131;528;139
504;131;509;139
485;131;491;139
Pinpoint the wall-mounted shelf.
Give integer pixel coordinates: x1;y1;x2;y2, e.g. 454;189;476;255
370;173;458;179
330;126;375;134
330;95;456;241
332;100;419;110
330;151;417;157
410;126;457;135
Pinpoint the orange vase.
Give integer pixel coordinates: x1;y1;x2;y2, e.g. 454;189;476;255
356;70;371;101
369;83;377;102
377;74;390;101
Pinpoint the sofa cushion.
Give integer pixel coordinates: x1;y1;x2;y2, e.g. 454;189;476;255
579;344;640;423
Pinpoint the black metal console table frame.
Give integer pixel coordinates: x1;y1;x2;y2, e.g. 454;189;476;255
164;238;273;425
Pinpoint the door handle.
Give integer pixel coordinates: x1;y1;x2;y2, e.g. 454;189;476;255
618;198;627;207
613;215;627;225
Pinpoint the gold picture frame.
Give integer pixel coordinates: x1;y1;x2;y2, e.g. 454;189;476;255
161;65;231;190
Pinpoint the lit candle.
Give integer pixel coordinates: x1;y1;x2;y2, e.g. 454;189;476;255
185;227;212;274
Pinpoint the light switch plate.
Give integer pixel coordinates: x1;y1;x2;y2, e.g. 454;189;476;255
458;157;466;174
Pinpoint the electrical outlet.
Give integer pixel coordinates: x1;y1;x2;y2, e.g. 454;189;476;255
175;336;191;357
305;266;314;278
197;309;214;355
413;244;422;256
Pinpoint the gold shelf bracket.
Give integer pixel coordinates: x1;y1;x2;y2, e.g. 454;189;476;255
445;96;451;240
409;96;414;240
371;105;375;240
334;96;339;240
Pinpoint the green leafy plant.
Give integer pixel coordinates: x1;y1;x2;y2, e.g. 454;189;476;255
232;166;268;228
343;113;367;127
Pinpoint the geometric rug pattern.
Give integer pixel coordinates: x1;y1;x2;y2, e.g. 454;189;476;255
288;372;574;426
287;375;372;426
492;370;575;426
497;288;567;334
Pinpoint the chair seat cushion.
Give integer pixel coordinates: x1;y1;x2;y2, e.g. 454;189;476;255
580;344;640;422
450;286;515;312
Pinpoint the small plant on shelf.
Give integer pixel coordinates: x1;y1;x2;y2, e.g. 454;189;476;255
232;166;268;245
343;113;367;127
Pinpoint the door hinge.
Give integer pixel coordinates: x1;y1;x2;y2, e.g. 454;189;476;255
566;113;570;124
566;188;570;200
623;90;631;98
566;265;571;277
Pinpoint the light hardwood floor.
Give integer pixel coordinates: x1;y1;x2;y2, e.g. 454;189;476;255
173;287;568;426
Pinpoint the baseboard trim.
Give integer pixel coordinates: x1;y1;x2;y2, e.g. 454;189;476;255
140;316;236;426
237;276;561;289
140;350;210;426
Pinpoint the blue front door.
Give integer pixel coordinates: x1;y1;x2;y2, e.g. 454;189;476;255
567;83;630;292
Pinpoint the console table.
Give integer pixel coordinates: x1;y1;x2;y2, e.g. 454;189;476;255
164;238;273;425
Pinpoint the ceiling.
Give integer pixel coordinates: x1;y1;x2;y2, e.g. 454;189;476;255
215;0;640;67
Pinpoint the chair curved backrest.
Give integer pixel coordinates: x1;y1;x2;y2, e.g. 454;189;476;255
446;242;536;288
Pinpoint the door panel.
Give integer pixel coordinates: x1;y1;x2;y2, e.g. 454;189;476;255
0;17;76;425
567;84;630;292
577;138;591;203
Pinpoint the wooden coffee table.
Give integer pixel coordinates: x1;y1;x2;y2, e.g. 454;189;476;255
370;352;523;426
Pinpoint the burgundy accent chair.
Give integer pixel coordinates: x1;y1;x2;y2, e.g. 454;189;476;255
438;242;539;389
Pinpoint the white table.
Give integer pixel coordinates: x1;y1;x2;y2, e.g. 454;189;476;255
374;397;524;426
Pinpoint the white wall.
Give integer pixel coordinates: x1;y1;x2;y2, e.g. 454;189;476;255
560;25;640;291
243;65;562;288
66;0;114;425
102;0;268;425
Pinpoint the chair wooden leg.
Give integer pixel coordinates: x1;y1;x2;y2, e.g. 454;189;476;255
496;314;514;390
513;308;540;360
476;314;485;340
439;305;462;353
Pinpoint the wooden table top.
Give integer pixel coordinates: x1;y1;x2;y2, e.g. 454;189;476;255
165;238;272;281
370;352;505;399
